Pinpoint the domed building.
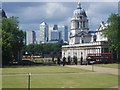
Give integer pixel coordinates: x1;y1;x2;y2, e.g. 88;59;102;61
69;2;91;44
62;2;111;64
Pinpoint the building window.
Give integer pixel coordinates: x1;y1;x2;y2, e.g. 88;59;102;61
83;21;85;28
81;21;82;28
80;16;82;19
77;22;79;28
82;40;84;43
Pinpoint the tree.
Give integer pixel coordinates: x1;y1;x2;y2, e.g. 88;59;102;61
2;16;25;65
103;14;120;63
23;43;63;58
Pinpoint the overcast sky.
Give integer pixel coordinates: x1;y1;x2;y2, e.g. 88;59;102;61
2;2;118;31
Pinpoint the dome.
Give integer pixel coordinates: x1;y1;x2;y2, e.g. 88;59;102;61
73;3;87;18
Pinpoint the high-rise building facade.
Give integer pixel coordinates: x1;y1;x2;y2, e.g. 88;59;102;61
39;22;49;43
26;31;37;45
50;30;62;41
58;25;68;43
48;24;62;43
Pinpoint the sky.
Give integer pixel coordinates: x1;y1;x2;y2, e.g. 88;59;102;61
2;1;118;31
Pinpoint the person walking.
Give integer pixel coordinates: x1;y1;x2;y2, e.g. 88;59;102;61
57;56;61;66
80;56;83;65
63;57;66;66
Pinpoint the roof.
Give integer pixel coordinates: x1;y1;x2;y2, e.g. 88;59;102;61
40;22;47;26
73;3;87;18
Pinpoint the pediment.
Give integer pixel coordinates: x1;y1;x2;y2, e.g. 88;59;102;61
75;31;90;37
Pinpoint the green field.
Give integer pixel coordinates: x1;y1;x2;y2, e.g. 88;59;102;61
2;66;118;88
95;64;119;69
2;66;90;74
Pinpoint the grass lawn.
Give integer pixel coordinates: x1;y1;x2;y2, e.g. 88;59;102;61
95;64;120;69
2;73;118;88
2;66;90;74
2;66;118;88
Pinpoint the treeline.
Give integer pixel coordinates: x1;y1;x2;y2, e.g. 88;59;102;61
2;16;67;65
103;14;120;63
22;43;67;58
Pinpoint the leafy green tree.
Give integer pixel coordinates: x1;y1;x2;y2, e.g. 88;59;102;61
103;14;120;62
2;16;25;65
23;43;63;58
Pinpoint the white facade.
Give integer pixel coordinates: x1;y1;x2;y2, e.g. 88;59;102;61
62;41;109;60
39;22;49;43
26;31;36;45
96;22;108;42
62;3;109;61
48;25;54;41
69;3;91;45
36;30;41;44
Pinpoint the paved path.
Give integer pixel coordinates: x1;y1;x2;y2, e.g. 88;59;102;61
2;72;99;76
66;65;119;76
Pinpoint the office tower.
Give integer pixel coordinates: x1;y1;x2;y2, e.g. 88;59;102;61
39;22;49;43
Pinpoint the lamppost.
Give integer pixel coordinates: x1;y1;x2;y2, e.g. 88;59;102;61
28;73;31;90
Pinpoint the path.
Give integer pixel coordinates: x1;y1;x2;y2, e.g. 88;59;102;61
66;65;119;89
66;65;119;75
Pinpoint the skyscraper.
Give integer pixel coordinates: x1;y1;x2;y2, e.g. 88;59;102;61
58;25;68;43
39;22;49;43
50;30;62;42
48;24;68;43
26;31;36;45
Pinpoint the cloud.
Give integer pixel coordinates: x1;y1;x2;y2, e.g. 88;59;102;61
85;2;117;30
3;2;118;31
6;2;73;25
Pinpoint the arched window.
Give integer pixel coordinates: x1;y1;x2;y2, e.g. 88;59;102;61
82;40;84;43
83;21;85;28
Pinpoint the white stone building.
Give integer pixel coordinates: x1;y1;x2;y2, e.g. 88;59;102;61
62;3;109;61
69;2;90;45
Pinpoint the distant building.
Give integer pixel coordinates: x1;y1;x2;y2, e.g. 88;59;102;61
39;22;49;43
53;24;58;30
58;25;68;43
25;23;68;44
48;24;62;43
36;30;41;44
48;24;68;43
50;30;62;42
26;31;37;45
48;25;54;41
